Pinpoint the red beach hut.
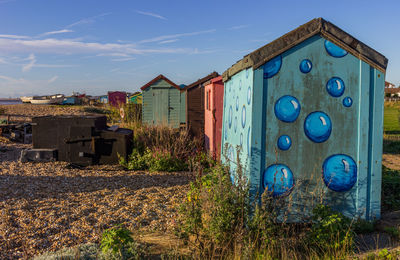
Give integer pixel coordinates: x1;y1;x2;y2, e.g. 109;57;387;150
204;76;224;159
108;91;127;107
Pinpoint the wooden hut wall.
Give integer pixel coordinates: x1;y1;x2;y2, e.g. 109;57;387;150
186;85;204;137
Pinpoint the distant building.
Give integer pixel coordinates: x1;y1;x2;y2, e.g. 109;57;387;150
385;81;400;98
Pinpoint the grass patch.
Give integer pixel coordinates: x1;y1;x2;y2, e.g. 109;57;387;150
384;102;400;134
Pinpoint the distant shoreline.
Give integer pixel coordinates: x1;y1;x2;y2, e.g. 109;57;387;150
0;98;21;101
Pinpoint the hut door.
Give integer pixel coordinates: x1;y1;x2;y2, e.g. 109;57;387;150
153;89;169;125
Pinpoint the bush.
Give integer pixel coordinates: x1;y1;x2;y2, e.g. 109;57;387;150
100;225;144;259
178;163;251;257
120;125;204;172
307;205;354;254
177;148;358;259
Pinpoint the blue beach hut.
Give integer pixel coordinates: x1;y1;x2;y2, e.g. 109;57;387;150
221;18;388;221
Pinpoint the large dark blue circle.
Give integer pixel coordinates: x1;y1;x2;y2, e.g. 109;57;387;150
304;111;332;143
326;77;345;97
324;40;348;58
263;55;282;79
277;135;292;151
343;97;353;107
262;164;295;197
323;154;357;192
299;59;312;73
274;95;301;123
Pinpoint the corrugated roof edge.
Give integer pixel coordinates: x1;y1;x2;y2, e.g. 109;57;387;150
222;18;388;82
184;71;220;91
140;74;182;91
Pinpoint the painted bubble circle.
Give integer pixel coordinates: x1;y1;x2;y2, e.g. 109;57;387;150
239;80;242;90
274;95;301;123
247;86;251;105
241;105;246;128
240;133;243;146
304;111;332;143
277;135;292;151
343;97;353;107
228;146;235;176
263;55;282;79
228;106;233;128
326;77;345;97
246;69;249;79
224;125;227;140
228;145;234;162
247;127;251;156
323;154;357;192
234;116;238;133
236;96;239;111
262;164;295;197
324;40;348;58
299;59;312;73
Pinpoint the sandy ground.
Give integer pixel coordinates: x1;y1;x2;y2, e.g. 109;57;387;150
0;104;89;122
0;143;190;259
0;104;190;259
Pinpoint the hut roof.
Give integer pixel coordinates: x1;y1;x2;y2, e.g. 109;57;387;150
140;74;181;91
223;18;388;82
184;71;219;91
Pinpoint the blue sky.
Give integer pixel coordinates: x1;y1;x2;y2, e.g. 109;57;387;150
0;0;399;98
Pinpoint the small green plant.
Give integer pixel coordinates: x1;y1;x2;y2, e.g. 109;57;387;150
307;204;354;254
119;148;152;171
120;148;187;172
100;225;142;259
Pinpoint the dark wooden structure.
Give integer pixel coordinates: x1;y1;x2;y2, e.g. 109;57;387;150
32;115;132;166
185;72;219;138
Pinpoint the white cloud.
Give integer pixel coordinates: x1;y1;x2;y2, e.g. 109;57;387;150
0;37;190;55
112;57;136;62
22;53;36;72
48;75;58;83
97;53;130;57
138;29;216;44
229;25;249;30
65;12;111;28
39;29;74;37
0;34;30;39
136;10;167;20
158;39;179;44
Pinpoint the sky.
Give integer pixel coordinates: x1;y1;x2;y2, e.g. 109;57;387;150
0;0;399;98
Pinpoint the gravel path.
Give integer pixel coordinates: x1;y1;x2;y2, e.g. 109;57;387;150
0;104;90;122
0;144;190;259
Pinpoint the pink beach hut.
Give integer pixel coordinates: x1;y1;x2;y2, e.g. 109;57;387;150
108;91;127;107
204;76;224;159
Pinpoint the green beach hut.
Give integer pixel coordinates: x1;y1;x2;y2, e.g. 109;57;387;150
140;74;186;128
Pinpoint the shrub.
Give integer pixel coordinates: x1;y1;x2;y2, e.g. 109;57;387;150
100;225;143;259
307;205;354;254
178;146;359;259
120;125;204;172
178;163;251;257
